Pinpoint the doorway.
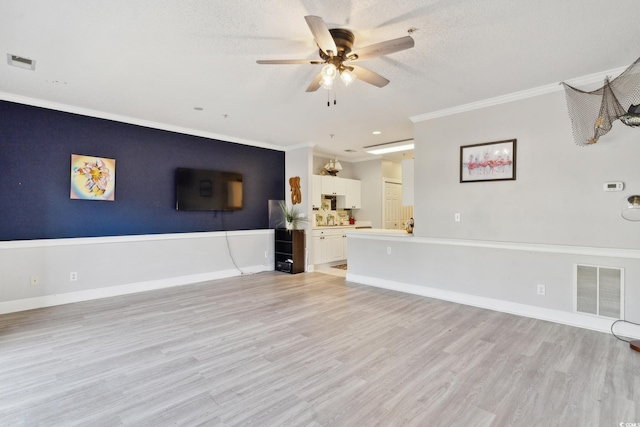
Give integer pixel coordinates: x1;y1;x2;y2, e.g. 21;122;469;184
383;181;413;230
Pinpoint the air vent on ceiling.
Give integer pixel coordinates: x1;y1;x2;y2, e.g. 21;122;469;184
574;264;624;319
7;54;36;70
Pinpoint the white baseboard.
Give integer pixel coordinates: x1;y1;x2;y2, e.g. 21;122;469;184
0;265;271;315
346;273;640;340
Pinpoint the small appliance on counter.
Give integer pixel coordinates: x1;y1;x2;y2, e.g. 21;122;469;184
323;195;337;210
337;211;349;225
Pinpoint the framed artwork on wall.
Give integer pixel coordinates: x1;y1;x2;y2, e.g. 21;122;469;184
460;139;516;183
70;154;116;201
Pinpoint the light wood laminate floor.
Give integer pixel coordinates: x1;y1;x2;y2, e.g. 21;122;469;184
1;272;638;426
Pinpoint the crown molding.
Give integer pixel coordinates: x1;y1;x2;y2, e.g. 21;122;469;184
285;142;316;151
0;92;284;151
410;65;628;123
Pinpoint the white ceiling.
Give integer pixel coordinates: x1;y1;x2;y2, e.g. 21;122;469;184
1;0;639;162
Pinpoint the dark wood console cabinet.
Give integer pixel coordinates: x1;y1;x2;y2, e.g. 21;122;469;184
275;229;305;274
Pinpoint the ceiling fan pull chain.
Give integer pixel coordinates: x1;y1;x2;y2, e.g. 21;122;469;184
327;90;330;107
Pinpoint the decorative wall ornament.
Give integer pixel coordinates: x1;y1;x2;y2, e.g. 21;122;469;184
70;154;115;201
561;56;640;146
289;176;302;205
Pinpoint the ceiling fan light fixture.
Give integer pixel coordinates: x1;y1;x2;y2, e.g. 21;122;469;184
257;15;416;94
321;63;337;79
340;68;356;86
320;63;337;89
320;77;334;90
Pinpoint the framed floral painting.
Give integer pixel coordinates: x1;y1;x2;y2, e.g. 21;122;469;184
70;154;116;201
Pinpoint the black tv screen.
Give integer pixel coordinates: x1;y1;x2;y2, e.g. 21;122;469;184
175;168;243;211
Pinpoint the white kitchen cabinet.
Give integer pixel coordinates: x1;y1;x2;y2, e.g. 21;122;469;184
312;229;332;265
320;176;334;195
316;175;361;209
329;233;344;261
312;227;352;265
321;176;346;196
311;175;322;209
334;177;346;196
344;179;361;209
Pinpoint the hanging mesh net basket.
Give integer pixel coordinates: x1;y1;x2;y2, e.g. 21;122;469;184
562;57;640;146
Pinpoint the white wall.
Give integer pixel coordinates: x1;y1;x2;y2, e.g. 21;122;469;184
0;230;274;314
286;146;313;221
352;159;383;227
347;86;640;331
347;234;640;332
382;160;402;181
286;146;314;269
414;90;640;248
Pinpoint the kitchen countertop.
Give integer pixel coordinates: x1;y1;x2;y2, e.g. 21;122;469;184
313;221;372;230
312;225;358;229
345;228;414;237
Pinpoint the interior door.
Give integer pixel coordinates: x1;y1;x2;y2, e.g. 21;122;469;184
384;182;402;229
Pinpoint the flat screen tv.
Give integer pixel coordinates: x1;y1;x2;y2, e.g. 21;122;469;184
175;167;243;211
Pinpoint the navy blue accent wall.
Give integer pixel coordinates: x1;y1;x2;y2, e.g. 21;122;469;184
0;101;285;240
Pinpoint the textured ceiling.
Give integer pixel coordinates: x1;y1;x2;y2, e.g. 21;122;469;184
1;0;639;161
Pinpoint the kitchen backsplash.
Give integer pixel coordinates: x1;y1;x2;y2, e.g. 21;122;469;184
314;209;351;227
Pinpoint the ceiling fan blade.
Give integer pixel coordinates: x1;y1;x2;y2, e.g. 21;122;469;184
348;36;414;61
306;72;323;92
304;15;338;57
351;65;390;88
256;59;323;65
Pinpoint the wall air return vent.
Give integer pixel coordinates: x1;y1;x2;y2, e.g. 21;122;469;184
7;54;36;70
574;264;624;319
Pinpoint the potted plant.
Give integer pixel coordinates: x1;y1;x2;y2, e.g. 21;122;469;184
279;201;308;230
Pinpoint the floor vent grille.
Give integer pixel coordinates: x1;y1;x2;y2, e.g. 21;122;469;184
574;264;624;319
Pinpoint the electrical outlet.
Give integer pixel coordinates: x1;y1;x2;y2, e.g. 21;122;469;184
264;251;268;258
70;272;78;282
30;275;39;286
537;284;546;296
387;246;392;255
454;213;461;222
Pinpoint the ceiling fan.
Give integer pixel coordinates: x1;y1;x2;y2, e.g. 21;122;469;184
256;16;415;92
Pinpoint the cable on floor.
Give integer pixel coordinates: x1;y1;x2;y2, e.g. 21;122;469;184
610;319;640;343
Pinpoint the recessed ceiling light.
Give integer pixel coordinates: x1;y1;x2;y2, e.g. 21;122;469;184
364;139;414;155
7;54;36;71
372;131;381;135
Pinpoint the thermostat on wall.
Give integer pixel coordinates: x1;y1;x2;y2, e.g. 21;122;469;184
603;182;624;192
